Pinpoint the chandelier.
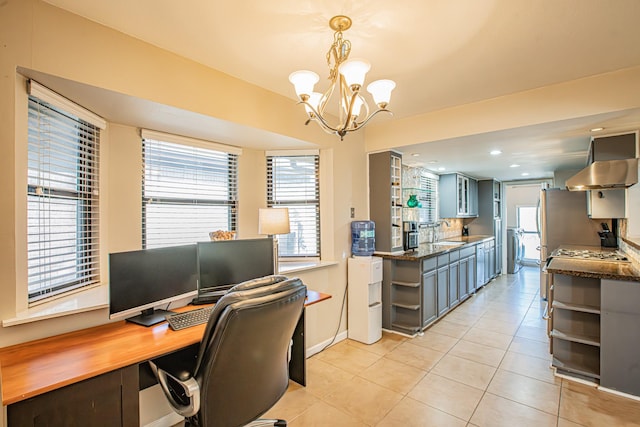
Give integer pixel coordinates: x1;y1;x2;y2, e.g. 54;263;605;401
289;15;396;140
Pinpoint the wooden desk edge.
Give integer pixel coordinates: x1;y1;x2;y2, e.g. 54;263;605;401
0;289;332;406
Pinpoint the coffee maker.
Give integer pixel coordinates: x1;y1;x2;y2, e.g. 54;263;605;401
403;221;419;251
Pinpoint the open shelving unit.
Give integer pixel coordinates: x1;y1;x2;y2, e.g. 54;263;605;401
550;274;601;382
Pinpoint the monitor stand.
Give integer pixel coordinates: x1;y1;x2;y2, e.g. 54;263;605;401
126;308;175;327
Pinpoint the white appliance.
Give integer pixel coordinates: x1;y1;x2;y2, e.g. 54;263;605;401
537;188;603;299
347;256;383;344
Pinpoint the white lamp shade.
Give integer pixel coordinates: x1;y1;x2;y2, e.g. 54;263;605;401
304;92;322;114
343;95;364;116
367;79;396;106
289;70;320;98
258;208;290;235
338;59;371;88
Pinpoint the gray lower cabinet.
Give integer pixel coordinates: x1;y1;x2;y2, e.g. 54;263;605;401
551;274;640;398
600;279;640;396
437;265;449;316
449;260;459;307
422;269;438;327
459;257;469;301
381;242;483;336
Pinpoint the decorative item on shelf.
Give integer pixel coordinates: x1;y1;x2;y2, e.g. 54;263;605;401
288;15;396;141
209;230;236;241
406;194;419;208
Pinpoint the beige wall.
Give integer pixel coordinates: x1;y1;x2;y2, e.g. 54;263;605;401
0;0;367;349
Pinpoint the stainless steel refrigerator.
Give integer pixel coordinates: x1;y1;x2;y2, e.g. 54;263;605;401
537;188;603;299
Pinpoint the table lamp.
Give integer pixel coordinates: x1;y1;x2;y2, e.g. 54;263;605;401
258;207;290;273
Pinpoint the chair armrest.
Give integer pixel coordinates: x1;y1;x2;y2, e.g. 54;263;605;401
149;360;201;417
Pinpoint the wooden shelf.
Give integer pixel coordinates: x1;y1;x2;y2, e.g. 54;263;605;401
552;338;600;380
551;329;600;347
392;302;420;311
391;322;421;334
553;300;600;314
553;356;600;380
392;281;420;288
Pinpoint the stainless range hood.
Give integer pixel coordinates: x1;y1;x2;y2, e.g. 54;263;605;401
566;158;638;191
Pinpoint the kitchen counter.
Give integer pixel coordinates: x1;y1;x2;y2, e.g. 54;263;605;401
375;235;493;261
546;255;640;282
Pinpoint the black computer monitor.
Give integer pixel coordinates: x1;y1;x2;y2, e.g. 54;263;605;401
109;244;198;326
196;238;275;298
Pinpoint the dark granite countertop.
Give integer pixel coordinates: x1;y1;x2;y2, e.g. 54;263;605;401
374;235;494;261
545;245;640;281
546;254;640;282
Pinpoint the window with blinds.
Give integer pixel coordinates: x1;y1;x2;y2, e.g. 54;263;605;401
267;153;320;258
419;171;439;224
142;133;238;249
27;95;101;302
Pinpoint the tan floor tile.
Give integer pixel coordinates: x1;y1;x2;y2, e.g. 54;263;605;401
287;400;367;427
431;354;496;390
345;332;406;356
427;319;470;339
377;397;467;427
499;351;558;384
359;356;426;394
305;358;355;398
408;372;484;420
385;341;445;371
448;339;506;367
462;327;513;350
557;418;586;427
315;340;382;374
470;393;557;427
322;376;403;426
479;309;525;324
508;335;552;361
410;330;459;353
516;324;549;343
487;369;560;415
263;381;321;422
559;381;640;427
473;316;520;336
442;310;479;327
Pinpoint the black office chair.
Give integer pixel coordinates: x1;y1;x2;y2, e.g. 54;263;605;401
149;275;306;427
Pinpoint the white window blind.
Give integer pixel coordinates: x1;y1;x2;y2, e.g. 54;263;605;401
267;153;320;257
420;171;439;224
142;132;238;249
27;89;101;303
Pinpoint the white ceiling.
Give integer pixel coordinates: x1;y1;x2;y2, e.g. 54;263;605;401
39;0;640;181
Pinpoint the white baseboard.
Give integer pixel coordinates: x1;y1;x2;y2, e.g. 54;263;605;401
598;386;640;402
306;330;348;358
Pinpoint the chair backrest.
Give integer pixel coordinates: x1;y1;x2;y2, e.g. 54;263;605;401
194;276;306;427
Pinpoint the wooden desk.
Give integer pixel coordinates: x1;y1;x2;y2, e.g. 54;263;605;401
0;291;330;425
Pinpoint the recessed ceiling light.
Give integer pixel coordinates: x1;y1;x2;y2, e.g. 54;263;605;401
428;160;439;164
438;167;445;171
590;127;604;132
521;172;530;176
490;150;502;156
411;153;420;157
510;164;520;168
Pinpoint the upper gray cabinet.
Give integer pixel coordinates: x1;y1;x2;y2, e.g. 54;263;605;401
439;173;478;218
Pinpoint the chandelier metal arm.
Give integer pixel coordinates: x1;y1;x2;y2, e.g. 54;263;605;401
289;15;395;140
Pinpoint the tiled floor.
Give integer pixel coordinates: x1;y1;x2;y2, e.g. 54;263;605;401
264;266;640;426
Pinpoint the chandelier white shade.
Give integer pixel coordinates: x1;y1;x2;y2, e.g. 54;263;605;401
289;15;395;140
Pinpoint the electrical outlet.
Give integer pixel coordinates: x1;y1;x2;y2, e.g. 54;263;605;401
350;207;355;218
